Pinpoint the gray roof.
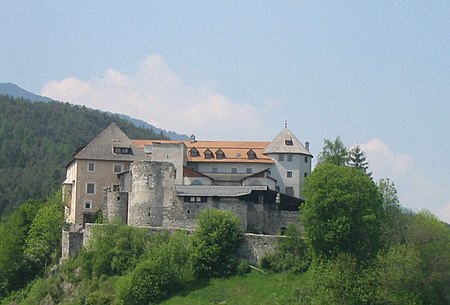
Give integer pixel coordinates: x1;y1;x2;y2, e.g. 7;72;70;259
175;185;268;197
74;123;149;162
263;127;312;156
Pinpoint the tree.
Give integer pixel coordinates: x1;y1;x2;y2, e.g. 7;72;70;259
302;163;383;262
190;209;242;278
348;144;370;175
317;136;349;166
24;192;65;269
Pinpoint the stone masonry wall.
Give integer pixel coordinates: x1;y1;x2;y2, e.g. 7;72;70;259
62;223;279;265
128;161;176;227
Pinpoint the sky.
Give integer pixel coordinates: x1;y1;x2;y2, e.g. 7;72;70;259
1;1;449;222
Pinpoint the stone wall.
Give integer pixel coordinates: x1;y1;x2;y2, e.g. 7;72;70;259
62;224;280;265
127;161;177;227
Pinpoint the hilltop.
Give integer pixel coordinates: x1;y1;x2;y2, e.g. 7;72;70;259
0;94;168;216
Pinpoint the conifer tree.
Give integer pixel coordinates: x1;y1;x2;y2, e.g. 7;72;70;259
348;144;371;176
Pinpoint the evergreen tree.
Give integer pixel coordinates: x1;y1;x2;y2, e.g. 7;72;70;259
348;144;371;176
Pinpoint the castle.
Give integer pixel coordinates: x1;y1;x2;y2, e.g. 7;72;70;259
62;123;313;235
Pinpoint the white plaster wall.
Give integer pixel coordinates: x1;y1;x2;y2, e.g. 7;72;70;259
196;162;270;174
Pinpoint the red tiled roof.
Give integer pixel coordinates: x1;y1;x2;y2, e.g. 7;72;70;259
131;140;274;164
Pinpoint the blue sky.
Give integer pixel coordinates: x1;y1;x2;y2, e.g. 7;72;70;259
1;1;449;222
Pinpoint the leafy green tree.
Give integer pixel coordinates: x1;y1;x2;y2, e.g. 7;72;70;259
348;144;370;175
317;136;349;166
191;209;242;278
403;210;450;304
302;163;383;262
260;224;311;273
0;200;41;296
24;192;65;269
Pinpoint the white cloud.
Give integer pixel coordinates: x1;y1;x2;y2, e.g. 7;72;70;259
361;139;450;223
41;54;263;140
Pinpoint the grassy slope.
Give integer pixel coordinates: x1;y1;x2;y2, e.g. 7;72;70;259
161;271;306;305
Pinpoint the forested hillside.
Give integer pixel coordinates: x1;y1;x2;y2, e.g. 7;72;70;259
0;94;167;216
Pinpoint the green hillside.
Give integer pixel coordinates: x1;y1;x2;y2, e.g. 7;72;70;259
0;94;166;216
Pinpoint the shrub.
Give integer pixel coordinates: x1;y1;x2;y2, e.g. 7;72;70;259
260;224;311;273
190;209;242;279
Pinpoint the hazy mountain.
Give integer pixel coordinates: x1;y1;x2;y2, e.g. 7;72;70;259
0;82;51;102
0;82;188;140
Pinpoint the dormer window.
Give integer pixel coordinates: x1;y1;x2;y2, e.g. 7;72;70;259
247;149;257;160
190;147;200;157
215;149;225;159
204;149;213;159
113;146;131;154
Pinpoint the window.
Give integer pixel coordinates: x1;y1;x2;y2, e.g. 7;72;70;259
287;171;292;178
113;147;130;154
190;147;199;157
285;139;293;146
144;144;152;154
258;195;264;205
231;168;238;174
212;167;218;173
86;183;95;194
87;162;95;172
204;149;213;159
196;197;201;202
112;184;120;192
285;186;294;196
84;200;92;209
278;154;284;161
184;196;207;203
216;149;225;159
247;149;257;160
275;186;280;192
304;156;308;163
113;164;123;173
246;168;252;174
304;173;308;178
287;154;293;162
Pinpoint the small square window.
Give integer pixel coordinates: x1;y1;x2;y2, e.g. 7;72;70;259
304;173;308;178
246;168;252;174
87;162;95;172
196;197;201;202
287;154;293;162
190;197;196;202
84;201;92;209
278;154;284;161
285;186;294;196
231;168;238;174
112;184;120;192
86;183;95;194
287;171;293;178
113;164;123;173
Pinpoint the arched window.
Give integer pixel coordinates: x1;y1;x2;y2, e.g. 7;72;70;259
204;149;213;159
190;147;199;157
215;149;225;159
247;149;257;160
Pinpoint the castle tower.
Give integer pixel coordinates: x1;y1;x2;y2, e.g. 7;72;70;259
127;161;177;227
263;126;312;198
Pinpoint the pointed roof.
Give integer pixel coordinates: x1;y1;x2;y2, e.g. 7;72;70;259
74;123;148;161
263;127;312;156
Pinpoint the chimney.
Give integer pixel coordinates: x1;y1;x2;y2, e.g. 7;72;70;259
190;134;196;143
305;141;310;151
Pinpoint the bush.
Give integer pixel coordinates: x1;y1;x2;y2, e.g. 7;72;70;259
191;209;242;279
260;225;311;273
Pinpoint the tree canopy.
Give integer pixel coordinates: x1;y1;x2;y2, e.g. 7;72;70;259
302;163;383;262
317;136;349;166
